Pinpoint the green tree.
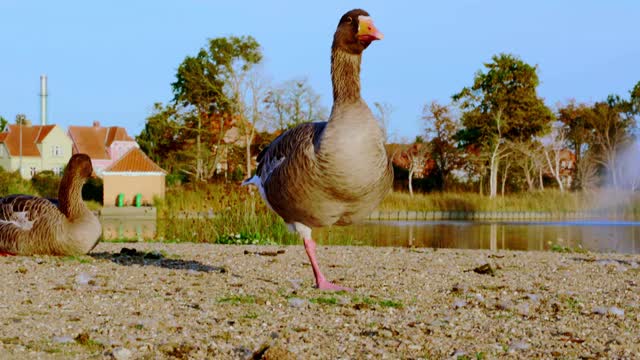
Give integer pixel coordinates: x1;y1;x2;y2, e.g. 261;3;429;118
452;53;554;197
631;80;640;115
136;103;184;173
0;116;8;132
171;35;262;181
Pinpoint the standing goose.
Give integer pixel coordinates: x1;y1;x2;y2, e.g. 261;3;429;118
243;9;393;290
0;153;101;256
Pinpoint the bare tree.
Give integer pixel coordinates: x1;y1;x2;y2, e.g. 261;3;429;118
264;78;328;131
487;110;511;198
541;123;568;192
227;66;270;178
373;101;394;142
587;101;634;188
405;140;429;197
510;139;545;192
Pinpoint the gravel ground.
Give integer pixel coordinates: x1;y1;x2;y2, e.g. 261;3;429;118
0;242;639;359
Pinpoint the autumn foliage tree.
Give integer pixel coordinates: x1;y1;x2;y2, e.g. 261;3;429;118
422;101;462;191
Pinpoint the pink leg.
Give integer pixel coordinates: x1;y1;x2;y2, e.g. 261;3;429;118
303;237;352;292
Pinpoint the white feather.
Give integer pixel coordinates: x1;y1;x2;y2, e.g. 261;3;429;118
1;211;34;230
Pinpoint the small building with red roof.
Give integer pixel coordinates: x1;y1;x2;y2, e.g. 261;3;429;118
101;147;167;207
0;122;72;179
67;121;139;176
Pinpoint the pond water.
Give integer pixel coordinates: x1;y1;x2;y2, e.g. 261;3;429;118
101;218;640;254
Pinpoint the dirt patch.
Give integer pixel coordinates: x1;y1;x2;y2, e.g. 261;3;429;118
0;243;638;358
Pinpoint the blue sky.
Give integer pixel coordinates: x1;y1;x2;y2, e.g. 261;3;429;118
1;1;638;142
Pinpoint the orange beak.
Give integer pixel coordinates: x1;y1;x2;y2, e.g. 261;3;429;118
357;16;384;42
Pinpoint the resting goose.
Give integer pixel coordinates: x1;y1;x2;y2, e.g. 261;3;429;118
243;9;393;290
0;153;101;256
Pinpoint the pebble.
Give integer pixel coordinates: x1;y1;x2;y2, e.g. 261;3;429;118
509;340;530;351
112;347;133;360
608;307;625;317
75;272;93;285
452;299;467;309
52;336;74;344
288;297;308;308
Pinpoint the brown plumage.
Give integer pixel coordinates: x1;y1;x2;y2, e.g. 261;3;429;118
0;154;101;256
244;9;392;290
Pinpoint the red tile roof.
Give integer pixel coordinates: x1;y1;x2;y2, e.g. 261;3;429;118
104;147;166;173
0;124;56;157
68;123;134;160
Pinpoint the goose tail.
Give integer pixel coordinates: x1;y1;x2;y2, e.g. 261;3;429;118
241;175;260;187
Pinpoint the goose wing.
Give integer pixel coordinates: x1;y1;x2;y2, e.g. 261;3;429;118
255;122;327;184
0;195;59;230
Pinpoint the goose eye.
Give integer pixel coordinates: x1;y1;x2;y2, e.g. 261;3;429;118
346;16;352;24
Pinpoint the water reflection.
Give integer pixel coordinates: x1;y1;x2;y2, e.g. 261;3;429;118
314;220;640;254
100;218;640;254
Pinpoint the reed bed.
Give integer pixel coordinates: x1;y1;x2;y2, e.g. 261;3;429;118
145;183;640;245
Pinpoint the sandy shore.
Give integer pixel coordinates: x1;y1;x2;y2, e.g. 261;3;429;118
0;242;639;359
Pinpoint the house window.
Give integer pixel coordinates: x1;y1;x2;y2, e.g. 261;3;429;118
51;145;63;157
30;167;37;177
53;167;63;176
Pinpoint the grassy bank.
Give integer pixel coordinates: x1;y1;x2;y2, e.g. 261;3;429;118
158;183;640;214
134;183;640;245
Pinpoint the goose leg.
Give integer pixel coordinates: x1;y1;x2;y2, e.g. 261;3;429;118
294;222;352;291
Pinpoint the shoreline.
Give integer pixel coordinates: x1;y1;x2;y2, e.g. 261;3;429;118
1;242;639;358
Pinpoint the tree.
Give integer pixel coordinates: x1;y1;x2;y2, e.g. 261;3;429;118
136;103;183;173
0;116;7;132
373;101;394;142
588;99;634;188
510;139;545;192
230;66;269;179
631;80;640;115
557;100;594;190
452;53;554;198
264;78;328;131
540;123;568;192
406;137;429;197
422;101;462;191
15;114;29;125
171;35;262;181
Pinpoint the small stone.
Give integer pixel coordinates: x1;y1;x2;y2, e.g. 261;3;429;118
509;340;530;351
288;298;307;308
75;273;93;285
52;336;74;344
593;306;607;315
112;347;132;360
516;303;530;316
453;299;467;309
608;307;624;317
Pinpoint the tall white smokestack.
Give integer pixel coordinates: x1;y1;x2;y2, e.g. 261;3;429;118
40;75;48;125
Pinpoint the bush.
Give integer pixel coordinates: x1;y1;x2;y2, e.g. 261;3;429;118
82;177;104;204
31;170;61;198
0;167;38;197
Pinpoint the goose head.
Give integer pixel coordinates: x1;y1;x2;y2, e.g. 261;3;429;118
65;153;94;182
332;9;384;54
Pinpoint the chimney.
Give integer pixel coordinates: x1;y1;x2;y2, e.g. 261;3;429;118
40;75;48;125
93;120;101;127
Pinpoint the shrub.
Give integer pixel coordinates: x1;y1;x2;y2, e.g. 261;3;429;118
31;170;61;198
0;167;38;196
82;177;104;204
